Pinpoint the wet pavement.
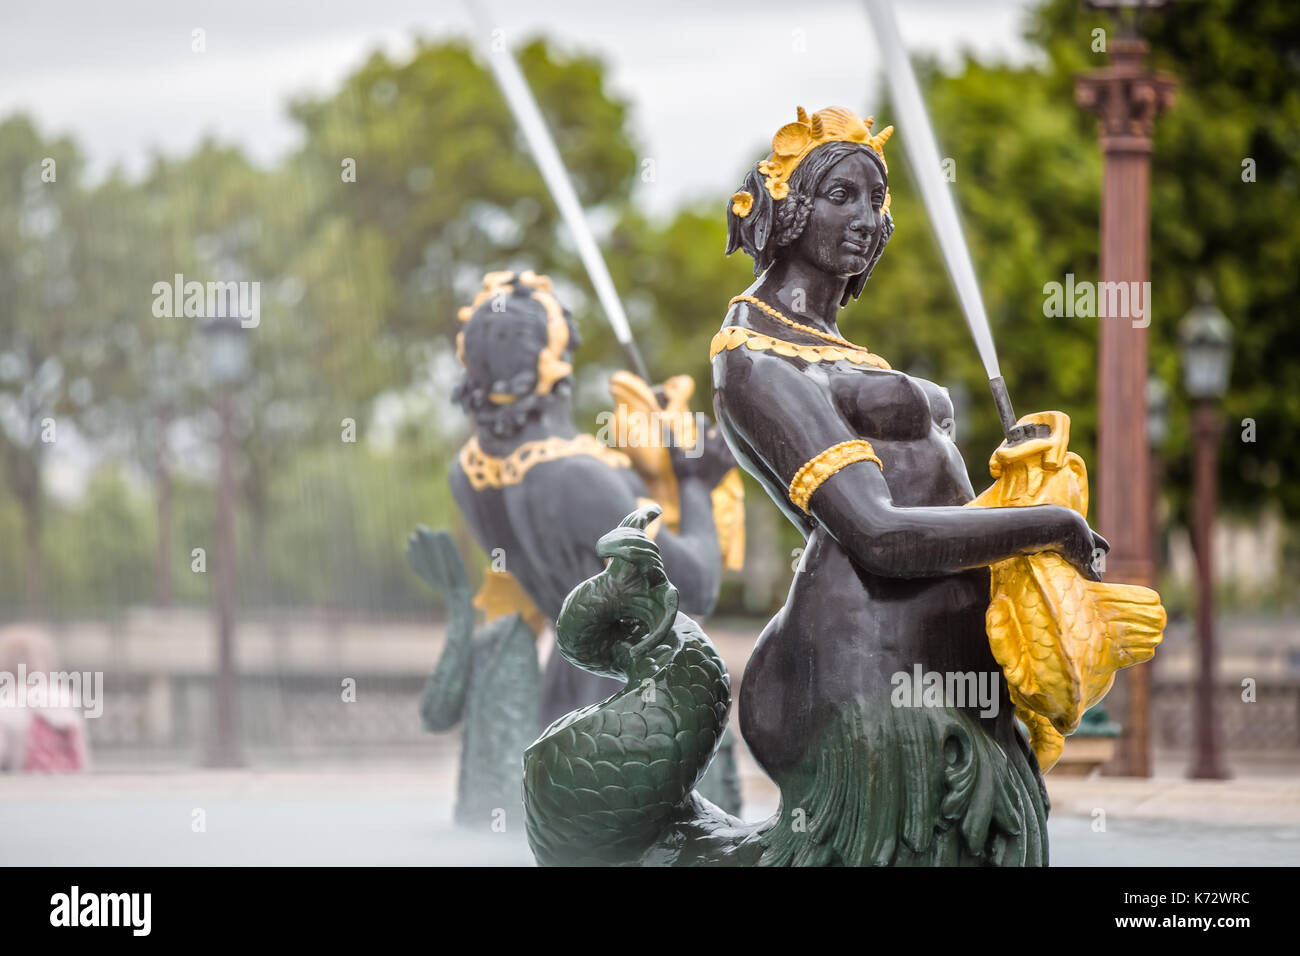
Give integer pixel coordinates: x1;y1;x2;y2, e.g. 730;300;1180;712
1;768;1296;866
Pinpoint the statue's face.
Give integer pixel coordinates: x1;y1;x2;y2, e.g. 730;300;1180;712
788;150;886;278
462;297;549;400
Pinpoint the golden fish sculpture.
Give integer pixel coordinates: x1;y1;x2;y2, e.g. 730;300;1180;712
972;411;1166;772
607;371;746;571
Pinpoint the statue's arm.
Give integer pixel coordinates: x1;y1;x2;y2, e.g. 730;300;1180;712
716;352;1101;579
449;464;491;559
658;422;736;616
658;475;723;616
514;457;723;617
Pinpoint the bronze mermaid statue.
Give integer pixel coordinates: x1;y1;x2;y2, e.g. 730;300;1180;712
412;270;745;828
522;106;1165;866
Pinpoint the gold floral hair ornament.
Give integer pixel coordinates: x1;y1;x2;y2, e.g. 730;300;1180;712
757;106;893;205
731;191;754;218
457;270;517;322
455;270;574;396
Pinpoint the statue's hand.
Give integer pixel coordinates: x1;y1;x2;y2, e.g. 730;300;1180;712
1056;510;1109;582
407;527;473;603
668;422;735;488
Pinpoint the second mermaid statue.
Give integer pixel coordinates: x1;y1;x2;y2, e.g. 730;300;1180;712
415;269;745;828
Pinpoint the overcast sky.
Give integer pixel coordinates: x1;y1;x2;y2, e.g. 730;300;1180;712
1;0;1040;214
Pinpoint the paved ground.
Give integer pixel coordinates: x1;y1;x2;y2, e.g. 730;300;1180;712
1;764;1296;866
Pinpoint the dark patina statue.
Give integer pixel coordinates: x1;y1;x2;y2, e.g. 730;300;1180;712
522;107;1165;865
408;526;538;831
417;270;744;829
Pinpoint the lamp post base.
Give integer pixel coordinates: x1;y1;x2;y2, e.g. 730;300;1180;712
204;748;245;770
1188;761;1231;781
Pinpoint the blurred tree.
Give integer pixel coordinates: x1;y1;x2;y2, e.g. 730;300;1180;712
72;166;202;607
44;468;153;614
286;36;639;390
862;57;1104;487
1027;0;1300;520
260;441;457;612
0;116;94;609
4;5;1298;618
131;143;394;606
281;35;643;585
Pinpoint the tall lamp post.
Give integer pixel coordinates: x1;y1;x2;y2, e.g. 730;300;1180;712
1076;0;1176;778
204;317;249;768
1148;376;1170;574
1180;284;1232;781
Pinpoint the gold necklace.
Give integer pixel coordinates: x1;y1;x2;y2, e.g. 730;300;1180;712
721;296;890;370
728;294;868;352
710;326;891;370
459;434;630;490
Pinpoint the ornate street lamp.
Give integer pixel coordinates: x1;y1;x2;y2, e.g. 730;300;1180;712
1147;376;1170;451
1147;374;1171;575
205;318;250;387
202;316;249;768
1180;292;1233;401
1179;283;1232;780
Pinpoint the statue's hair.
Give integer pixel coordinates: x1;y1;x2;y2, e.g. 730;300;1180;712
725;140;888;305
452;279;581;439
461;278;582;356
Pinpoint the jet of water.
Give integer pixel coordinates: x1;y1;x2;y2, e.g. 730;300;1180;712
863;0;1003;384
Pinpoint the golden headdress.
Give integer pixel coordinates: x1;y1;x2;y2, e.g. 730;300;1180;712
456;270;573;398
731;106;894;218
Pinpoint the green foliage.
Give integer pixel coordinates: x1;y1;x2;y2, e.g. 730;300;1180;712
859;57;1105;495
2;6;1298;618
258;441;458;612
0;115;94;605
1026;0;1300;520
287;37;638;365
43;470;154;614
18;443;459;616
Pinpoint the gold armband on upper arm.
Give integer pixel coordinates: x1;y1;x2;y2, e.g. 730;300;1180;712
787;439;883;513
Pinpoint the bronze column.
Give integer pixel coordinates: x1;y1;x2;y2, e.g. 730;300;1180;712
1076;37;1175;777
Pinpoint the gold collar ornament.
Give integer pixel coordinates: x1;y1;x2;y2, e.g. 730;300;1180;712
455;270;574;397
458;433;631;490
728;295;885;353
710;326;891;371
731;106;894;217
715;296;891;370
